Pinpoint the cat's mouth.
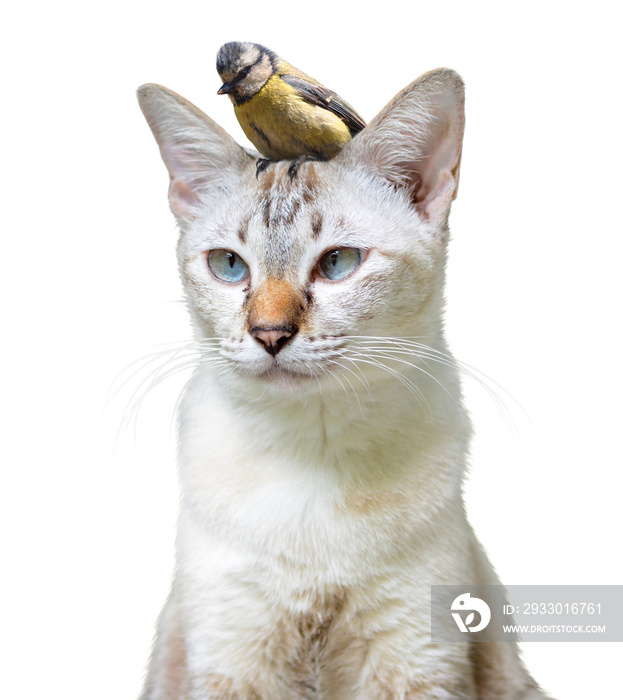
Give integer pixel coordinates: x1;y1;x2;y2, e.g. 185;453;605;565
249;363;318;394
220;335;345;391
255;363;316;382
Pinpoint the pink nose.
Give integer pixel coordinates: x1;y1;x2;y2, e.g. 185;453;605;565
250;325;298;356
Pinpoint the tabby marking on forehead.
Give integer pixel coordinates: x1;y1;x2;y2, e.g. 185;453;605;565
302;163;320;197
237;215;250;244
260;192;304;233
259;188;304;230
257;161;319;229
311;212;323;239
252;162;321;278
257;166;275;193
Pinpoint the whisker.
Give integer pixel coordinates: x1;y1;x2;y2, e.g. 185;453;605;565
120;358;203;440
343;354;429;412
343;335;523;434
323;363;353;406
112;338;228;444
325;359;366;419
107;341;198;406
325;353;373;400
348;348;459;408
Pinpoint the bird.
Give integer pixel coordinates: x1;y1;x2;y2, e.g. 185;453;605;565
216;42;366;164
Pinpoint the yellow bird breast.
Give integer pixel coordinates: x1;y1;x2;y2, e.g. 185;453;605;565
234;75;352;160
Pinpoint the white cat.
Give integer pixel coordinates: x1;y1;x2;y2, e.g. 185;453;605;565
136;69;550;699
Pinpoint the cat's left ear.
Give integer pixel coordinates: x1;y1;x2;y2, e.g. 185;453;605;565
137;84;253;220
338;69;465;229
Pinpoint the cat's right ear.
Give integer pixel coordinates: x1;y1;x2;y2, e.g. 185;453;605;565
337;69;465;231
137;84;253;220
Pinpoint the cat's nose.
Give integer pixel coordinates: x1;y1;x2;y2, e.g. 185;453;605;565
250;325;298;356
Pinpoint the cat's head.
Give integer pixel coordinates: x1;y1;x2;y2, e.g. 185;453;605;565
137;70;464;397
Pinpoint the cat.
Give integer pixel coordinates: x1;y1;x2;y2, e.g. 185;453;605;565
136;68;551;699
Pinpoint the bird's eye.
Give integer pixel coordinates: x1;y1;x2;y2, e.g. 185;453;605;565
207;249;250;284
236;66;251;81
317;248;363;281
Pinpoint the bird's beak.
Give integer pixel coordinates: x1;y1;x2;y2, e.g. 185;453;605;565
217;82;234;95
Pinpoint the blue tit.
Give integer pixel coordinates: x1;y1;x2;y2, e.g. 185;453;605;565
216;42;366;161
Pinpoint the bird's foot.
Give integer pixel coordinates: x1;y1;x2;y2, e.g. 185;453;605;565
287;154;329;181
255;158;277;178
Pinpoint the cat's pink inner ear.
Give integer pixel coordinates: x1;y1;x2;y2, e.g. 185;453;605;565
412;152;462;224
408;105;463;224
168;178;198;220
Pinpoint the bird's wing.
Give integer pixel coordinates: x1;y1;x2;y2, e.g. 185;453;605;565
280;74;366;135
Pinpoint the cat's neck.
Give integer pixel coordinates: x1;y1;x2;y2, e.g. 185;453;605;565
180;347;469;474
177;354;471;566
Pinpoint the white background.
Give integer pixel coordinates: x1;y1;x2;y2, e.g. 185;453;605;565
1;1;621;698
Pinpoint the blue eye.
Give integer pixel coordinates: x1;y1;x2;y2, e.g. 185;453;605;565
318;248;363;281
207;249;249;284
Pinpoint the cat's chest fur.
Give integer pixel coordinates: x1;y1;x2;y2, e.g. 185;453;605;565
177;368;469;591
171;361;473;698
